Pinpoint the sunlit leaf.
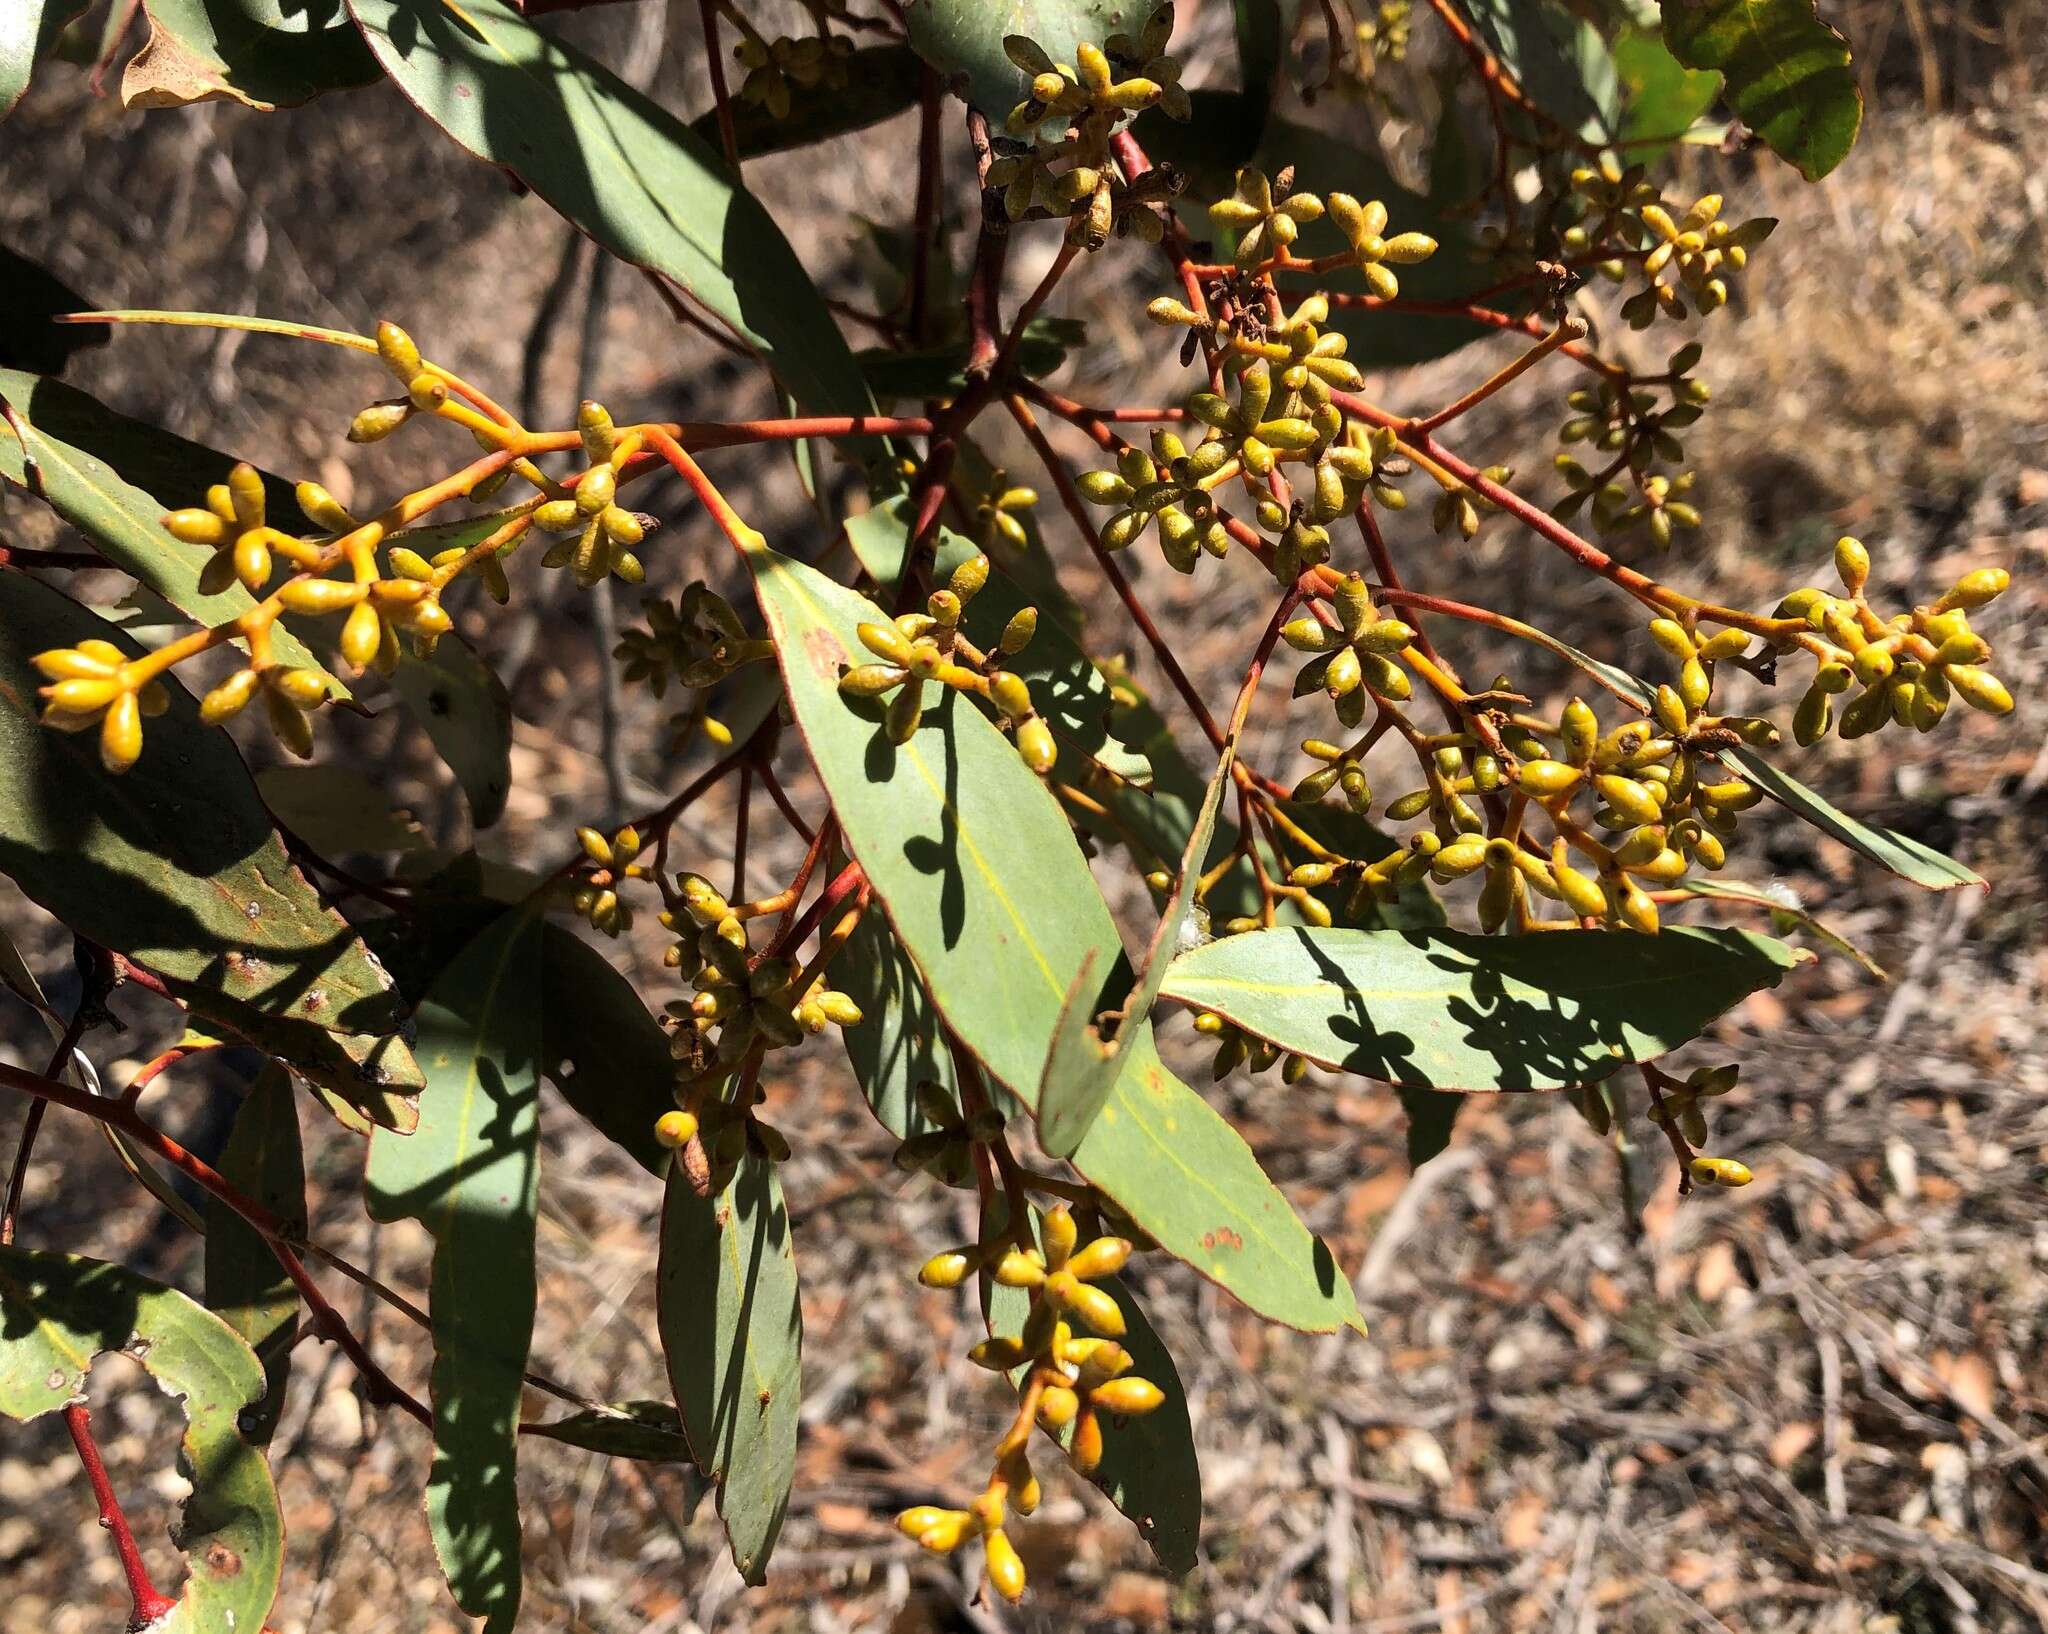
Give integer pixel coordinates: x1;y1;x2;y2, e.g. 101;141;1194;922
1659;0;1860;178
905;0;1134;116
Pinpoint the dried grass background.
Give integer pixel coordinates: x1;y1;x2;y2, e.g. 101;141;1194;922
1;2;2046;1631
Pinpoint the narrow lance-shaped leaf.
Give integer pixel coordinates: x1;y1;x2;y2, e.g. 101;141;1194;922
746;541;1363;1334
203;1060;306;1445
1659;0;1861;179
121;0;383;111
0;573;423;1118
526;1400;698;1464
0;1245;285;1634
836;908;960;1139
1159;924;1802;1091
1039;728;1237;1157
347;0;887;451
657;1154;802;1584
366;906;544;1634
537;921;675;1176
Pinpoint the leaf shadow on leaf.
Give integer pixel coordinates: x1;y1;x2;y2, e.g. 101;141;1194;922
893;691;969;951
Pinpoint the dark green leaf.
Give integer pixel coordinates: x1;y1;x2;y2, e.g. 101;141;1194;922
658;1155;801;1584
836;908;958;1139
1159;923;1801;1089
747;541;1360;1332
204;1060;305;1444
366;906;543;1634
538;921;674;1176
905;0;1133;116
348;0;884;440
526;1399;697;1463
0;367;337;687
1659;0;1860;178
387;620;514;828
0;1245;284;1631
0;242;106;374
122;0;382;110
1464;0;1620;138
841;492;1148;781
1039;730;1236;1157
257;764;427;855
688;43;921;157
1232;0;1298;133
1612;22;1722;151
0;574;423;1118
857;316;1084;402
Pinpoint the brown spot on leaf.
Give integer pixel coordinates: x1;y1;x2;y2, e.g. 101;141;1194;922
204;1541;242;1577
803;625;848;684
1200;1227;1244;1252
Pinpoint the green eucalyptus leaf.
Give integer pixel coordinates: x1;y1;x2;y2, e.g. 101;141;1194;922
257;764;427;855
203;1060;305;1444
365;905;544;1634
1160;924;1801;1089
1612;22;1721;151
1232;0;1298;131
122;0;381;111
904;0;1139;117
348;0;883;439
386;619;514;829
836;909;959;1139
1464;0;1620;138
0;242;106;374
0;1245;284;1633
0;2;45;118
537;921;674;1176
745;540;1360;1333
857;316;1084;401
688;43;921;157
1659;0;1860;179
526;1399;697;1463
0;573;423;1119
657;1155;802;1584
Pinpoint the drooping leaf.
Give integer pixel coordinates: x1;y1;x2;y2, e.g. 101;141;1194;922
836;908;959;1139
348;0;883;441
537;921;674;1176
257;764;427;855
1659;0;1860;178
203;1060;305;1444
0;366;337;687
841;492;1149;782
1725;743;1983;890
0;1245;284;1633
386;620;514;829
1159;924;1801;1090
657;1155;802;1584
365;906;543;1634
904;0;1134;117
0;574;423;1118
526;1399;697;1463
1464;0;1620;138
746;541;1361;1333
121;0;382;111
1038;728;1236;1157
0;243;106;374
1612;22;1722;151
688;42;922;157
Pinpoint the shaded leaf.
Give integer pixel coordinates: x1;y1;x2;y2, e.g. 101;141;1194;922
1465;0;1620;138
0;242;106;374
0;1245;284;1633
203;1060;305;1444
1669;875;1886;979
836;907;958;1139
386;619;513;828
365;906;543;1634
858;316;1084;401
1159;923;1801;1089
688;43;921;157
1039;729;1235;1157
747;541;1360;1332
258;764;427;855
0;574;423;1117
1232;0;1299;134
905;0;1133;116
1613;21;1721;151
349;0;884;440
122;0;381;111
1726;743;1982;890
1659;0;1860;178
658;1155;801;1584
526;1399;697;1463
538;921;674;1175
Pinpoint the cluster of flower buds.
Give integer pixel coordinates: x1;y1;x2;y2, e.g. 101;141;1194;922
732;26;853;119
994;11;1187;249
1563;163;1775;328
531;402;655;588
1552;344;1710;545
31;641;170;773
1647;1061;1740;1148
903;1205;1165;1603
1193;1011;1313;1079
835;553;1054;771
967;470;1040;553
1783;541;2013;742
349;321;460;444
1282;572;1417;728
572;823;646;938
164;462;318;597
1428;463;1511;541
892;1080;1004;1188
616;582;767;752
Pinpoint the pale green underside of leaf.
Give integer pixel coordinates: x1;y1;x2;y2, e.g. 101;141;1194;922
658;1156;803;1584
0;573;423;1115
746;541;1361;1333
366;906;544;1634
0;1245;284;1634
1159;924;1801;1090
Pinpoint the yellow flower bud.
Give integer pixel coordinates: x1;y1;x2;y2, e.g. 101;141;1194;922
984;1527;1026;1603
1016;717;1056;775
1945;665;2012;715
654;1109;698;1148
1089;1376;1165;1415
918;1249;975;1289
1689;1155;1752;1188
98;690;143;773
200;668;261;723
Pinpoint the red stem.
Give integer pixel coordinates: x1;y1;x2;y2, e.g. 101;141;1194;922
1;1007;90;1245
64;1404;177;1630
